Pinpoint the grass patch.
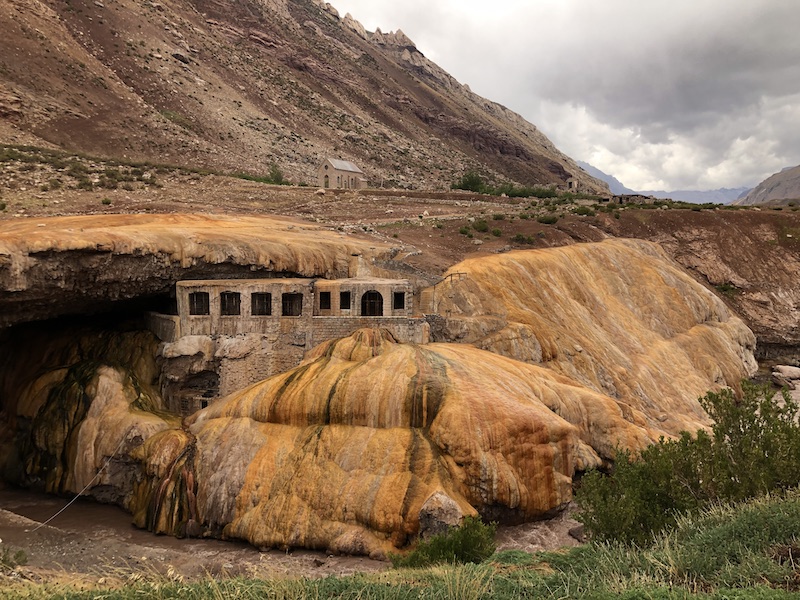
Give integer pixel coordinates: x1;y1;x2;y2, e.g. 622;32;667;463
390;516;497;568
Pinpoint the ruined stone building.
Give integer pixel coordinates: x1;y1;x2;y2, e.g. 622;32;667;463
148;277;427;414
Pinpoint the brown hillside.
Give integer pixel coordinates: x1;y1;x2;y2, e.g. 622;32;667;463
0;0;605;192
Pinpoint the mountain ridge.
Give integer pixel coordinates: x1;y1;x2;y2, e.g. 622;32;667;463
735;164;800;205
577;161;750;203
0;0;606;192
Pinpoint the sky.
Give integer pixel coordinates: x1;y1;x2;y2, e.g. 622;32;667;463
329;0;800;191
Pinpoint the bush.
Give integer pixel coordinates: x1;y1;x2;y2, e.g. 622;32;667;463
390;516;497;568
491;228;502;237
537;215;559;225
459;226;471;236
512;234;535;244
574;206;595;217
267;163;286;185
577;381;800;545
0;202;5;211
452;171;485;193
492;213;505;220
472;219;489;233
101;198;112;205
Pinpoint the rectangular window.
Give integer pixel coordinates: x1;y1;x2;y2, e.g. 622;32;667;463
340;291;351;310
188;292;210;315
220;291;241;316
282;293;303;317
393;291;406;311
251;292;272;316
319;291;331;310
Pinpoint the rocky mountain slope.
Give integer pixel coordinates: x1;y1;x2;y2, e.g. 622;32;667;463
0;0;605;192
735;165;800;205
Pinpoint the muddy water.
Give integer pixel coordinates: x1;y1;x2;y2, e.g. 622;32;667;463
0;485;387;583
0;484;581;585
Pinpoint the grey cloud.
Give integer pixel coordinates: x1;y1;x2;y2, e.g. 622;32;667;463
331;0;800;190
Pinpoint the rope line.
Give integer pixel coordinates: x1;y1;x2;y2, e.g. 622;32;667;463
31;432;129;533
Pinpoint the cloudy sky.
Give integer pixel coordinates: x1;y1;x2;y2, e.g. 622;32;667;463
330;0;800;191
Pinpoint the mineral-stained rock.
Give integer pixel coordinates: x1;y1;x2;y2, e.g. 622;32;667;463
0;213;392;328
130;327;678;557
0;328;176;503
432;239;758;435
0;238;761;557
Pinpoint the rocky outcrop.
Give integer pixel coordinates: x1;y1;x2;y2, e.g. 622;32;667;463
0;234;760;557
131;327;666;557
773;365;800;404
0;213;389;328
0;327;176;504
432;239;758;436
595;210;800;356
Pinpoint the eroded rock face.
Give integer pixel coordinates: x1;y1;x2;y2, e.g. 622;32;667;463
431;239;758;436
0;327;176;505
132;328;664;557
0;239;760;558
0;213;389;328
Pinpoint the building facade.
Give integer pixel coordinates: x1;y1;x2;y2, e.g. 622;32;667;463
148;277;428;414
317;158;367;190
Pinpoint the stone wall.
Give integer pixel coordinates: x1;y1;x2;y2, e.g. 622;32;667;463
145;312;180;343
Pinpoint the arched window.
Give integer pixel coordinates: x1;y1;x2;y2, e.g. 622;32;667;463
361;291;383;316
324;174;329;187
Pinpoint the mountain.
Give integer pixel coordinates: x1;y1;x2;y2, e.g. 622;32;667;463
734;165;800;205
576;162;750;204
576;161;635;194
0;0;606;192
639;188;752;204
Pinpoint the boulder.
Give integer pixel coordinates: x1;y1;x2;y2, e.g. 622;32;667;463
418;492;464;539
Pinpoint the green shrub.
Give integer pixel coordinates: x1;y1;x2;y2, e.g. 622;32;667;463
459;226;471;236
1;546;27;570
715;282;739;297
537;215;559;225
528;186;558;199
101;198;112;205
472;219;489;233
0;202;5;211
577;381;800;545
390;516;497;568
574;206;595;217
492;213;505;220
268;163;286;185
512;233;535;244
452;171;485;193
491;228;502;237
519;213;529;220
